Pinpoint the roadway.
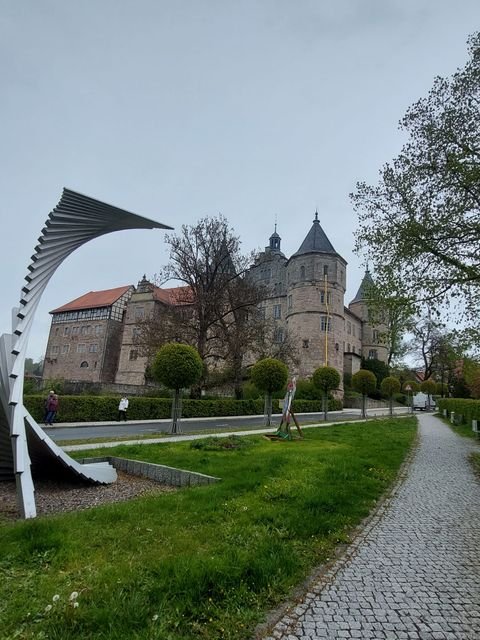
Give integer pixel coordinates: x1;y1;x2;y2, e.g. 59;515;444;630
45;407;410;442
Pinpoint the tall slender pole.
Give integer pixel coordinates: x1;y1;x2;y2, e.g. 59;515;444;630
324;274;329;366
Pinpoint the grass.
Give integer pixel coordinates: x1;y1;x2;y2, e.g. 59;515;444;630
1;418;416;640
437;413;479;440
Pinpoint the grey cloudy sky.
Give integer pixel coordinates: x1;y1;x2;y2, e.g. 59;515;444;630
1;0;478;360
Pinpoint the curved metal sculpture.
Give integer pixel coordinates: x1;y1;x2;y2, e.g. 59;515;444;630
0;188;172;518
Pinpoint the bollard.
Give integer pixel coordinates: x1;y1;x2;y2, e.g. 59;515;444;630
450;411;455;424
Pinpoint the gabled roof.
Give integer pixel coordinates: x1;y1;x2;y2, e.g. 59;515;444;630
350;269;374;304
50;285;132;313
153;285;194;305
292;211;338;257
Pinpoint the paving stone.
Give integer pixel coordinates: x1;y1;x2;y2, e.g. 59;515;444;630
260;414;480;640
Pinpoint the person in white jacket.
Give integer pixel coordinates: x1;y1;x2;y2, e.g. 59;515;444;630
118;396;129;421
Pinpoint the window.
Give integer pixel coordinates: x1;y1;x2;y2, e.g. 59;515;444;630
300;266;306;281
273;328;284;343
302;339;309;349
72;327;80;336
368;349;378;360
320;291;331;304
320;316;331;332
95;325;102;335
352;345;356;353
347;321;352;335
129;349;138;361
132;328;141;338
50;345;59;355
77;344;86;353
81;326;88;336
135;307;145;320
347;343;351;352
352;325;356;337
288;295;292;309
55;328;59;336
323;265;328;276
64;326;70;336
89;343;98;353
80;361;89;368
61;344;70;354
273;304;281;319
372;330;379;342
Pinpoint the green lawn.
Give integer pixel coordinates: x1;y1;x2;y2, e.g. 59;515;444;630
1;418;416;640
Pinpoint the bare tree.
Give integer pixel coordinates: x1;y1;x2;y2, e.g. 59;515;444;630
135;215;269;396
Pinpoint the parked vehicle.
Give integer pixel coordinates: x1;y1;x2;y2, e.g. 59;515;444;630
413;392;436;411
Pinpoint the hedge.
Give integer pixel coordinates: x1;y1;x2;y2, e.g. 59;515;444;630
25;395;343;423
436;398;480;425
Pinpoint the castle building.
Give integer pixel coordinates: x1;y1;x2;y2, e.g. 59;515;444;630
249;213;387;384
42;278;189;386
43;285;135;383
42;214;387;389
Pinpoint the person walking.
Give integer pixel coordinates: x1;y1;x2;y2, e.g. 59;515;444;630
44;390;59;425
118;396;129;421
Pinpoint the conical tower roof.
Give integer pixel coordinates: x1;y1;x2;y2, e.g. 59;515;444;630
292;211;337;257
351;268;374;303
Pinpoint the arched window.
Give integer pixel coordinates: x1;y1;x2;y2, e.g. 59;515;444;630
80;361;89;368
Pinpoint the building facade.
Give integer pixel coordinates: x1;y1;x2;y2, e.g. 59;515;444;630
43;286;135;383
42;214;388;389
249;213;388;385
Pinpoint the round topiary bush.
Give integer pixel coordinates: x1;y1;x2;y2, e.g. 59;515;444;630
151;343;203;433
152;343;203;391
250;358;288;426
380;376;401;416
352;369;377;418
312;366;341;421
250;358;288;394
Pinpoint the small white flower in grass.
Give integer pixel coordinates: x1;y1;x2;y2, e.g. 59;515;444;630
44;604;52;613
52;594;60;602
152;614;159;622
72;602;79;609
69;591;79;601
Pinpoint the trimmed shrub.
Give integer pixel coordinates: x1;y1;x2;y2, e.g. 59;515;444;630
250;359;288;394
152;343;203;391
24;395;341;423
436;398;480;425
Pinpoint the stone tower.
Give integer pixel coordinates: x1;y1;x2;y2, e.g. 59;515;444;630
286;212;347;378
348;269;389;364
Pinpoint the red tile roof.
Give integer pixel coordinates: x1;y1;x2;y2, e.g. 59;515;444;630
153;285;194;305
50;285;133;313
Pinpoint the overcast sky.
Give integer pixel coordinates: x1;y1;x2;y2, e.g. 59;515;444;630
1;1;478;360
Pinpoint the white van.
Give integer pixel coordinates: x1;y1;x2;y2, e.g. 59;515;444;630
413;392;435;411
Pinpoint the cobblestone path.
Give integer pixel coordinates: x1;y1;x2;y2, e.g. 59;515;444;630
262;413;480;640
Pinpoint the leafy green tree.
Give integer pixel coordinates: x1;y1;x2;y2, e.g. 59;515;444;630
362;280;415;366
312;366;341;421
380;376;401;417
352;33;480;334
352;369;377;419
361;357;389;389
250;358;288;426
152;343;203;433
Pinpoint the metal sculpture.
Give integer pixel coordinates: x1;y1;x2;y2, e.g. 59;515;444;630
0;188;172;518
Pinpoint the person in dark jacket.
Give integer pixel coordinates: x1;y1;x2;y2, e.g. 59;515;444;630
44;390;59;425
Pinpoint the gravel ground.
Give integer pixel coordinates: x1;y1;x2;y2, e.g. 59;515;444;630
0;471;176;521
